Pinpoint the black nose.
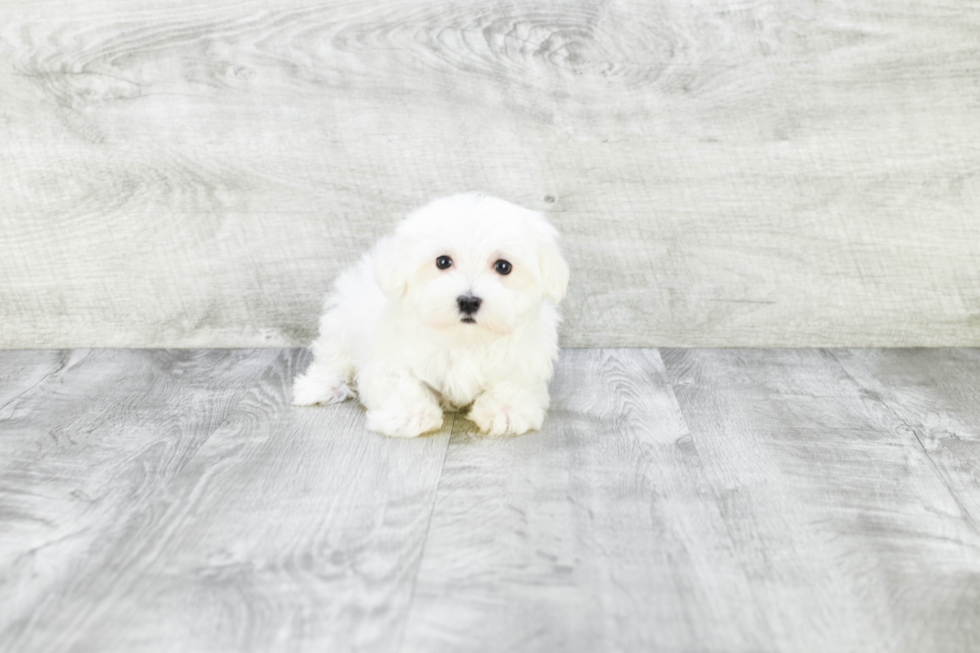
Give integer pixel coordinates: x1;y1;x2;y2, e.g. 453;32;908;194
457;295;482;315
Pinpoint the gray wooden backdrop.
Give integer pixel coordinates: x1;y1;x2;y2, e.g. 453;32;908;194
2;0;978;349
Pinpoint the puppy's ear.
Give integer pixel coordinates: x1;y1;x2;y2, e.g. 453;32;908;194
536;227;569;304
372;235;411;298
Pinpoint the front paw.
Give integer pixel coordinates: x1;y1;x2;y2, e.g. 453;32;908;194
365;404;444;438
468;393;545;437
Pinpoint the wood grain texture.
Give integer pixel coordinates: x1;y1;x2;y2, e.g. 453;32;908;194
831;349;980;530
0;348;283;648
400;349;770;653
2;348;980;652
661;348;980;653
0;350;69;409
1;0;979;348
1;348;453;653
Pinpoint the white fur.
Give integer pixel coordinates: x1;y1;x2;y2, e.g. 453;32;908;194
292;193;569;438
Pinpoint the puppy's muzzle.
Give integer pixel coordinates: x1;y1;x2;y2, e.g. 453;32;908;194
457;295;482;322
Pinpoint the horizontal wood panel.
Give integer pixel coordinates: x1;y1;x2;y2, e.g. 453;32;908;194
2;0;978;347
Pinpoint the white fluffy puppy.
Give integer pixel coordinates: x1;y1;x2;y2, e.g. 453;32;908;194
292;193;569;438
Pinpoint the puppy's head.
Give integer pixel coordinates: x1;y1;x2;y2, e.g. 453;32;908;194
373;193;568;337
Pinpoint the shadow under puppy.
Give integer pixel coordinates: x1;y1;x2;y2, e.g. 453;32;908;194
293;193;569;437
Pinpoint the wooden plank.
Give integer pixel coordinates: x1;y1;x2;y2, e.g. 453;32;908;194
1;0;979;348
831;349;980;529
3;347;980;651
0;350;70;410
400;349;771;653
5;348;452;653
0;348;283;647
661;348;980;652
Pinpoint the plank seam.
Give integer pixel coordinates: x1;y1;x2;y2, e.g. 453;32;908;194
392;412;455;653
826;349;980;533
657;348;780;651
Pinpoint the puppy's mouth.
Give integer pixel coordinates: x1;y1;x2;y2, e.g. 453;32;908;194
460;317;476;324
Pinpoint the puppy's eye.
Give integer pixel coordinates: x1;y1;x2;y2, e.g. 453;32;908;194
436;256;453;270
493;259;512;275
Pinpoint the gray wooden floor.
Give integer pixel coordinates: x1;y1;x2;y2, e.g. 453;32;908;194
2;348;979;652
